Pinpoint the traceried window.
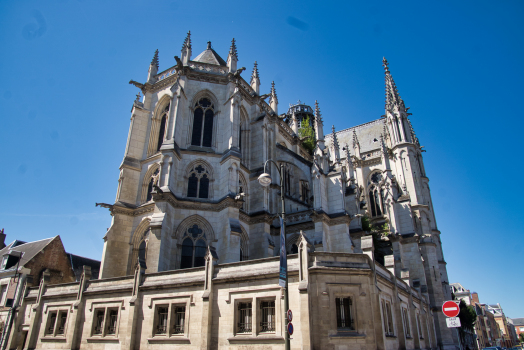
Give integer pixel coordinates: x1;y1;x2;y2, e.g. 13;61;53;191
180;224;208;269
146;168;160;202
260;301;275;332
237;302;252;333
191;98;214;147
300;180;310;204
368;172;385;217
187;164;210;199
403;308;411;337
336;297;354;330
157;104;169;151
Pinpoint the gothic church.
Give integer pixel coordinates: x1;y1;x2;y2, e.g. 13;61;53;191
7;32;458;350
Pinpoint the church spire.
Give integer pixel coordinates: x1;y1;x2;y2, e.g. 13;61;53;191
332;125;340;163
250;61;260;94
227;38;238;72
269;81;278;114
147;49;159;83
181;31;192;65
382;57;405;111
314;100;325;149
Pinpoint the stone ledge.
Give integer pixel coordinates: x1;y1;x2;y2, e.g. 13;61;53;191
147;337;190;344
40;337;67;342
227;335;285;343
86;337;120;343
329;331;366;339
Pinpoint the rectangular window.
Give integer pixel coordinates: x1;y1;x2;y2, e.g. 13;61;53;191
56;312;67;335
156;306;168;335
260;301;275;332
382;300;388;334
417;314;423;339
106;309;118;335
403;308;411;337
386;302;394;335
46;312;57;335
173;306;186;334
0;285;6;306
237;302;252;333
94;310;105;335
336;297;353;330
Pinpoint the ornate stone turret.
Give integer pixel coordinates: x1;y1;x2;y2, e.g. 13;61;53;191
227;38;238;73
314;100;325;150
147;49;159;83
383;57;411;145
250;61;260;94
269;81;278;114
181;31;192;65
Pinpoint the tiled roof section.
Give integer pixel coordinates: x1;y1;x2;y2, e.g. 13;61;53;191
193;42;227;66
0;237;56;268
325;118;385;157
67;253;101;281
511;318;524;326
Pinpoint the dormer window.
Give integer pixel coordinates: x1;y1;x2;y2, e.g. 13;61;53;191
1;251;22;270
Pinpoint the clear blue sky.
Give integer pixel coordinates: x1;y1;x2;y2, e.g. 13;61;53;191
1;0;523;317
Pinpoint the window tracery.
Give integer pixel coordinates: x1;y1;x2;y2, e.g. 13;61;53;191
187;164;210;199
180;224;208;269
191;98;214;147
368;172;385;217
157;105;169;151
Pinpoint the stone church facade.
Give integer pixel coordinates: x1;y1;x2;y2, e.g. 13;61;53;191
6;32;457;350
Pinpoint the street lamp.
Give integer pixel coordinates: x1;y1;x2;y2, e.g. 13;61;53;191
258;159;290;350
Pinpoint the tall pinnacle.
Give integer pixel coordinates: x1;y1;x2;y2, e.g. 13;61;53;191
382;57;404;111
151;49;159;69
332;125;340;163
269;81;278;114
182;31;191;50
270;81;277;98
250;61;260;84
314;100;323;123
380;134;388;155
352;129;360;149
229;38;238;60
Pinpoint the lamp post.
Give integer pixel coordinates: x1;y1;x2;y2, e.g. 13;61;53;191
258;159;290;350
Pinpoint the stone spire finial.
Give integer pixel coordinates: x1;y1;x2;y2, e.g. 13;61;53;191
229;38;238;60
151;49;159;69
382;57;404;111
352;129;360;149
250;61;260;94
332;125;340;163
314;100;323;123
182;31;192;51
344;143;351;163
269;81;278;114
135;92;141;102
380;134;387;155
407;118;420;147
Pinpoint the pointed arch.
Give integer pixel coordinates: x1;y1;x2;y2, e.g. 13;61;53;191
147;95;172;156
140;163;161;204
174;215;216;269
188;90;220;149
173;215;216;243
238;171;248;212
128;218;151;274
184;159;214;199
286;233;300;254
367;170;385;218
239;106;250;166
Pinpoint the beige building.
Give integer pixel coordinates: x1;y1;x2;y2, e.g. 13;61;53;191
7;32;457;350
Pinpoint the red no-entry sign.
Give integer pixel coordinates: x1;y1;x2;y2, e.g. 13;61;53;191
442;301;460;318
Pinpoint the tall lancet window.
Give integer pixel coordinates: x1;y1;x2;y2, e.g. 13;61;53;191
191;98;214;147
395;117;403;142
180;224;208;269
368;172;385;217
157;114;167;151
187;164;210;199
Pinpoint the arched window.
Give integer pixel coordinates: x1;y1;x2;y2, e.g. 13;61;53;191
290;244;298;254
395;117;403;142
187;164;211;199
146;168;160;202
157;114;167;151
238;172;248;212
191;98;214;147
180;224;208;269
368;172;385;217
128;222;150;274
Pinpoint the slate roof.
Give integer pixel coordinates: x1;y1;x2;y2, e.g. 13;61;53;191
66;253;101;281
325;118;385;158
193;45;227;66
511;318;524;326
0;237;56;268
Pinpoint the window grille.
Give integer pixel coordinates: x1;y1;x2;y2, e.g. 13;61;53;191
237;302;252;333
94;310;105;334
156;306;168;334
56;312;67;335
107;310;118;335
403;308;411;337
260;301;275;332
336;298;353;329
173;306;186;334
47;312;57;335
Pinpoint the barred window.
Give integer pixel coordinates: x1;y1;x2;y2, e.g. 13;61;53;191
46;312;57;335
173;306;186;334
94;310;105;335
156;306;169;334
336;297;353;330
237;302;252;333
403;308;411;337
106;309;118;335
56;312;67;335
382;300;395;335
260;301;275;332
386;302;394;335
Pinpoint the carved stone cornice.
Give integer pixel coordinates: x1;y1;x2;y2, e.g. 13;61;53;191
152;190;243;212
270;221;314;236
310;211;352;226
239;211;275;225
110;203;155;217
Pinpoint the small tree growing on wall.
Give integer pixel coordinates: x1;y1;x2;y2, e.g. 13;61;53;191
298;116;316;154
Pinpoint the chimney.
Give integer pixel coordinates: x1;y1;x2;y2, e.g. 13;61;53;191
472;292;480;304
0;229;5;249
